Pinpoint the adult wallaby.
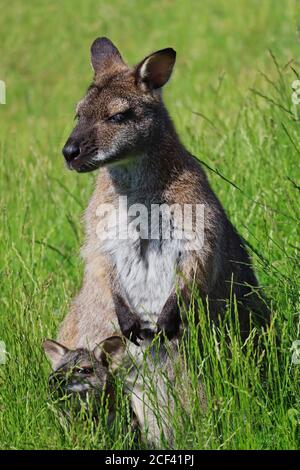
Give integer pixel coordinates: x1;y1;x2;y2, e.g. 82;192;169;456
60;37;269;349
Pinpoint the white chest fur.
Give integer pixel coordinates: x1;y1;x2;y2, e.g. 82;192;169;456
101;235;184;329
97;199;187;328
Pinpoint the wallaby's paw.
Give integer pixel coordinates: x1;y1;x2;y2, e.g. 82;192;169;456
156;315;180;341
121;316;142;346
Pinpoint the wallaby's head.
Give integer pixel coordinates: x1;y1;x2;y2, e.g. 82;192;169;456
43;336;125;413
62;37;176;172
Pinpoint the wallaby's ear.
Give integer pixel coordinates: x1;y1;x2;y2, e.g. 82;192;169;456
93;336;125;371
135;48;176;90
90;37;125;74
43;339;69;369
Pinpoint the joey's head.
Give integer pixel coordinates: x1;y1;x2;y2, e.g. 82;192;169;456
62;37;176;172
43;336;125;414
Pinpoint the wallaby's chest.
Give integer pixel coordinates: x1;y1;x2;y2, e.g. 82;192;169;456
101;198;183;328
102;235;183;328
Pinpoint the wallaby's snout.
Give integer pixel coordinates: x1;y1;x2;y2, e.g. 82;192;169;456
62;37;176;173
62;139;80;168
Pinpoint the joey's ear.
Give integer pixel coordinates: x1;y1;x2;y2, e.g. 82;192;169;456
135;48;176;90
43;339;69;369
90;37;125;74
93;336;125;371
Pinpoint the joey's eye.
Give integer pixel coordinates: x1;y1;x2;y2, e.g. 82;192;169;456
108;110;131;124
76;367;93;375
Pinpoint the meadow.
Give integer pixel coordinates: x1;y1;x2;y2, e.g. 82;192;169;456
0;0;299;449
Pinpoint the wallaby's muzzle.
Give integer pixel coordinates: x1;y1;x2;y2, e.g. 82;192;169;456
62;129;104;173
62;137;91;172
62;140;80;165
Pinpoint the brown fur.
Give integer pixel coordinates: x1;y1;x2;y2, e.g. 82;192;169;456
43;336;125;422
59;37;269;349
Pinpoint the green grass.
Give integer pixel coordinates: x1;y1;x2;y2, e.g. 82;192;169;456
0;0;300;450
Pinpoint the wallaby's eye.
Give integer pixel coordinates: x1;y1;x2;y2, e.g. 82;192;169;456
108;110;132;124
76;367;93;375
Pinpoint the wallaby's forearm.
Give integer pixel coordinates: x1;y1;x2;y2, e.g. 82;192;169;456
112;291;142;345
157;285;190;339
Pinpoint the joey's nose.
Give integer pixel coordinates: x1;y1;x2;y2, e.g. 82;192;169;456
62;142;80;162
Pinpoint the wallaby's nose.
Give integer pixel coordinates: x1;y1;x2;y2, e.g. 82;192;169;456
62;142;80;162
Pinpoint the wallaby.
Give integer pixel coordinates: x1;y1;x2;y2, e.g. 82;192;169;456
43;336;123;420
43;335;192;446
60;37;269;349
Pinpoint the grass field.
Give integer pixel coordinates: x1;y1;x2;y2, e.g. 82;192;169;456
0;0;300;450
